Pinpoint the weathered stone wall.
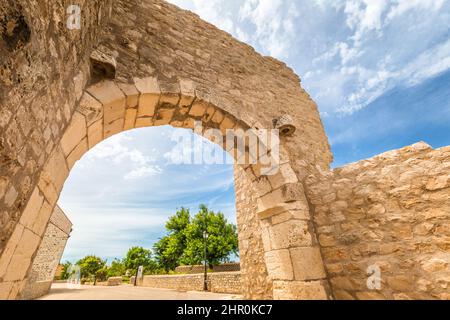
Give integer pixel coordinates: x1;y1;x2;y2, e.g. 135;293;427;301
0;0;111;299
306;142;450;300
1;0;333;300
138;272;242;295
21;206;72;300
234;165;272;299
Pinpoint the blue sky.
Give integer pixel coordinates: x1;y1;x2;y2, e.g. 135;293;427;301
60;0;450;262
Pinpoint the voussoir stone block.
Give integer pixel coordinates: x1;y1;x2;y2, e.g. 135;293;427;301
66;138;88;169
87;81;126;108
4;228;40;282
134;77;161;118
0;224;25;278
42;146;69;196
18;188;44;232
124;108;138;130
154;107;176;126
78;93;103;126
117;83;140;109
60;112;86;157
87;119;104;149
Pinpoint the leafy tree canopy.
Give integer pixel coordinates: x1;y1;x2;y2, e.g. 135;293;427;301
153;205;239;270
76;255;106;280
123;246;158;273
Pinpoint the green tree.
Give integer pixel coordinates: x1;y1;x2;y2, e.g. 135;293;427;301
153;236;179;272
107;259;126;278
124;246;158;274
59;261;72;280
153;205;239;271
76;255;106;285
153;208;191;272
181;205;238;267
96;267;109;282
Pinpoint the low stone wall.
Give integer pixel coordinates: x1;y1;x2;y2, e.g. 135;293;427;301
137;272;241;294
306;142;450;300
175;263;240;274
107;277;123;286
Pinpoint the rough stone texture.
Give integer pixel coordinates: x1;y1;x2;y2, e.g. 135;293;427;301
20;206;72;300
175;263;240;274
234;165;273;299
306;143;450;300
1;0;331;300
2;0;447;301
138;272;242;295
106;277;123;286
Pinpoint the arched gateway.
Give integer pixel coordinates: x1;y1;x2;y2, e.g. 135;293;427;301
4;0;448;301
0;0;332;300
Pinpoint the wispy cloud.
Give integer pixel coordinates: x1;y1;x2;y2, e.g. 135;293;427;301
60;127;236;262
79;133;162;180
169;0;450;115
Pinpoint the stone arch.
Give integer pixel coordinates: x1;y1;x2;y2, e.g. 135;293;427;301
0;78;330;299
0;0;334;300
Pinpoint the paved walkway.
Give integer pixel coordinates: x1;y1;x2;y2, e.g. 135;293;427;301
39;283;240;300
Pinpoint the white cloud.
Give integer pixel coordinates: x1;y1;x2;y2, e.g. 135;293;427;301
124;166;162;180
400;38;450;86
387;0;445;21
167;0;450;116
81;133;162;180
239;0;299;58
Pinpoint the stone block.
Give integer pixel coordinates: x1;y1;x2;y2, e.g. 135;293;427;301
355;291;386;300
264;249;294;280
290;247;326;281
88;119;103;149
134;77;160;118
219;115;235;135
78;92;103;126
189;100;207;117
124;108;137;130
269;220;312;249
37;172;58;206
386;275;414;292
117;83;139;108
105;118;124;138
18;188;44;231
43;146;69;196
0;177;8;200
0;224;24;278
268;163;298;190
4;228;41;282
0;282;14;299
60;112;86;157
87;81;125;109
135;117;153;128
66;138;88;169
179;79;196;107
273;280;328;300
33;200;53;236
211;109;224;124
154;107;176;126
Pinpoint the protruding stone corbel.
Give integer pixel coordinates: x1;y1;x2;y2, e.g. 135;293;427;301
273;114;296;137
90;45;117;82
